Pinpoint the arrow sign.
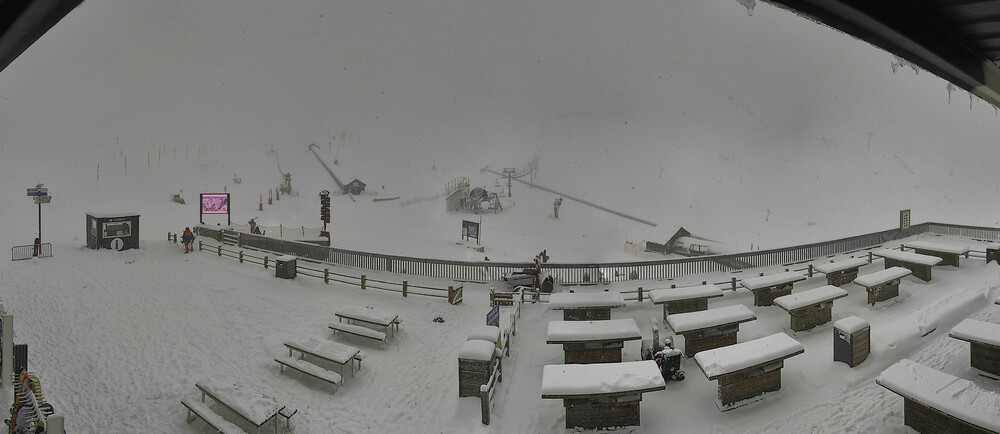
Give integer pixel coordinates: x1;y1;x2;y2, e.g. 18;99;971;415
33;196;52;204
26;188;48;197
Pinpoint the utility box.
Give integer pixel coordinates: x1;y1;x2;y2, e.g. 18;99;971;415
86;213;140;251
275;255;297;279
834;316;870;367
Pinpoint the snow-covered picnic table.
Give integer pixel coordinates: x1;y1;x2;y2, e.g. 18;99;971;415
853;266;912;305
648;284;724;320
547;291;626;321
546;318;642;364
693;332;804;409
949;318;1000;377
902;240;970;267
877;359;1000;433
772;285;848;331
285;336;362;378
739;271;806;306
666;304;757;357
195;379;285;433
335;306;400;337
813;257;869;286
541;360;666;429
872;248;943;282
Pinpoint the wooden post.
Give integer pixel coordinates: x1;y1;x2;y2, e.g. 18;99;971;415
868;252;873;263
638;287;643;302
480;385;491;425
264;256;269;269
731;277;737;291
403;280;408;297
198;240;202;251
217;245;222;257
808;264;814;277
239;251;244;263
324;268;330;284
361;275;367;290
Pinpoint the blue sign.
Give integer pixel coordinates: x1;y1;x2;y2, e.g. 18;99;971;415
486;304;500;327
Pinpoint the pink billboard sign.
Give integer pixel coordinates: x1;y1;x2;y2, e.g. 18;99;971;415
200;193;229;214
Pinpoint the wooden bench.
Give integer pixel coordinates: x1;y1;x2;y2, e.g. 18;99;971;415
195;380;285;434
547;291;626;321
541;361;666;429
813;258;869;286
693;332;804;410
739;271;807;306
649;284;724;321
873;249;942;282
335;306;400;337
853;266;912;305
949;318;1000;378
275;355;343;387
903;240;970;267
285;336;361;379
773;285;848;332
546;318;642;364
667;304;757;357
877;359;1000;433
181;397;246;434
328;321;387;348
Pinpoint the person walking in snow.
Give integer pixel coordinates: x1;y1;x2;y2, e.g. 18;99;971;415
553;197;563;219
182;227;195;253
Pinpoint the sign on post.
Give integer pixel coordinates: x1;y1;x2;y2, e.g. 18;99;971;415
900;209;911;231
26;188;48;197
486;304;500;327
462;220;480;244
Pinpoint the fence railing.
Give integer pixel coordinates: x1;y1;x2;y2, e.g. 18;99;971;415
196;241;463;304
481;299;519;425
10;244;52;261
194;222;997;285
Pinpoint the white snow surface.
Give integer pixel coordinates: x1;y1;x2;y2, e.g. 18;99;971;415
546;318;642;343
648;284;724;304
904;240;971;254
854;266;913;287
773;285;848;311
874;248;944;266
833;316;870;334
949;318;1000;347
813;257;869;274
540;361;665;397
547;292;626;310
466;325;501;343
667;304;757;333
459;340;498;361
877;359;1000;431
694;333;805;379
739;271;806;290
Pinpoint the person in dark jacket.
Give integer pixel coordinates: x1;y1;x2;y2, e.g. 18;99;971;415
182;227;195;253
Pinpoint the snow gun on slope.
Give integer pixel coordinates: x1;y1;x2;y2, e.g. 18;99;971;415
6;372;56;434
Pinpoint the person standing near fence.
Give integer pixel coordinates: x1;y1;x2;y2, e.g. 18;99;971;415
553;197;562;219
182;227;195;253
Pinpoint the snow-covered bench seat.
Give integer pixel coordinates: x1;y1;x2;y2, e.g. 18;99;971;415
949;318;1000;377
813;258;869;286
285;336;362;379
335;306;400;337
275;355;343;387
181;397;246;434
328;321;388;348
541;360;666;429
873;249;942;282
903;240;970;267
739;271;807;306
877;359;1000;434
546;318;642;364
667;304;757;357
853;266;912;305
649;284;724;320
194;380;286;433
547;291;626;321
693;332;804;410
773;285;848;332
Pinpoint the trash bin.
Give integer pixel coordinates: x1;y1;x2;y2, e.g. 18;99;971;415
275;255;297;279
834;316;869;367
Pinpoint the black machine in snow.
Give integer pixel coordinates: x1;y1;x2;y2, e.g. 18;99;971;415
462;187;502;214
501;250;554;293
644;336;685;381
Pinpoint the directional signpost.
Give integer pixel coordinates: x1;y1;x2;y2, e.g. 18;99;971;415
26;186;50;249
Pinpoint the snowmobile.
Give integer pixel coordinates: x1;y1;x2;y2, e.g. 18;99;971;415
644;337;685;381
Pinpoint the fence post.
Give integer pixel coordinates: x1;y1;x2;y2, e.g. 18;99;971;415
480;386;491;425
638;286;643;302
239;251;244;263
731;277;737;291
218;245;222;257
808;264;813;277
264;256;269;269
361;275;366;290
198;240;202;251
868;252;873;263
324;268;330;284
403;280;408;297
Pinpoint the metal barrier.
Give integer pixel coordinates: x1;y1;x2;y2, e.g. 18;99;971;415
195;222;996;284
10;244;52;261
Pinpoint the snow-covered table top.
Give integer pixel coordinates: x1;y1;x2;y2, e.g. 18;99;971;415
949;318;1000;347
739;271;806;290
876;359;1000;432
196;379;283;426
336;306;399;327
773;285;848;311
467;325;500;343
275;254;296;261
649;284;724;304
693;332;804;379
547;292;626;310
459;339;499;361
852;266;912;287
666;304;756;334
873;249;943;266
903;240;970;255
286;336;359;365
834;316;869;334
546;318;642;343
540;360;666;399
813;258;869;274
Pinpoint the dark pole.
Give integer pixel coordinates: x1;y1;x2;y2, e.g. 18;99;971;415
37;202;41;245
507;173;512;197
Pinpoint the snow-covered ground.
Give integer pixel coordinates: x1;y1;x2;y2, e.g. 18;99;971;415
4;0;1000;432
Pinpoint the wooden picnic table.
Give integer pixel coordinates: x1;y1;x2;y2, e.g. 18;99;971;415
772;285;848;331
649;284;724;320
739;271;806;306
541;361;665;429
336;306;400;337
667;304;757;357
853;266;912;305
195;380;284;434
285;336;361;378
872;249;942;282
546;318;642;364
547;291;626;321
877;359;1000;433
693;333;804;409
949;318;1000;377
813;258;869;286
903;240;970;267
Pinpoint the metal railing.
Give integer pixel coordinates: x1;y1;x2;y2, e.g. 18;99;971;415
11;244;52;261
194;222;996;284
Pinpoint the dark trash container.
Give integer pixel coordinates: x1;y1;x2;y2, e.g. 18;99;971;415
275;255;297;279
834;316;870;367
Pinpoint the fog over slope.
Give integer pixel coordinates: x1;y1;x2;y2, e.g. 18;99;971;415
2;0;999;262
